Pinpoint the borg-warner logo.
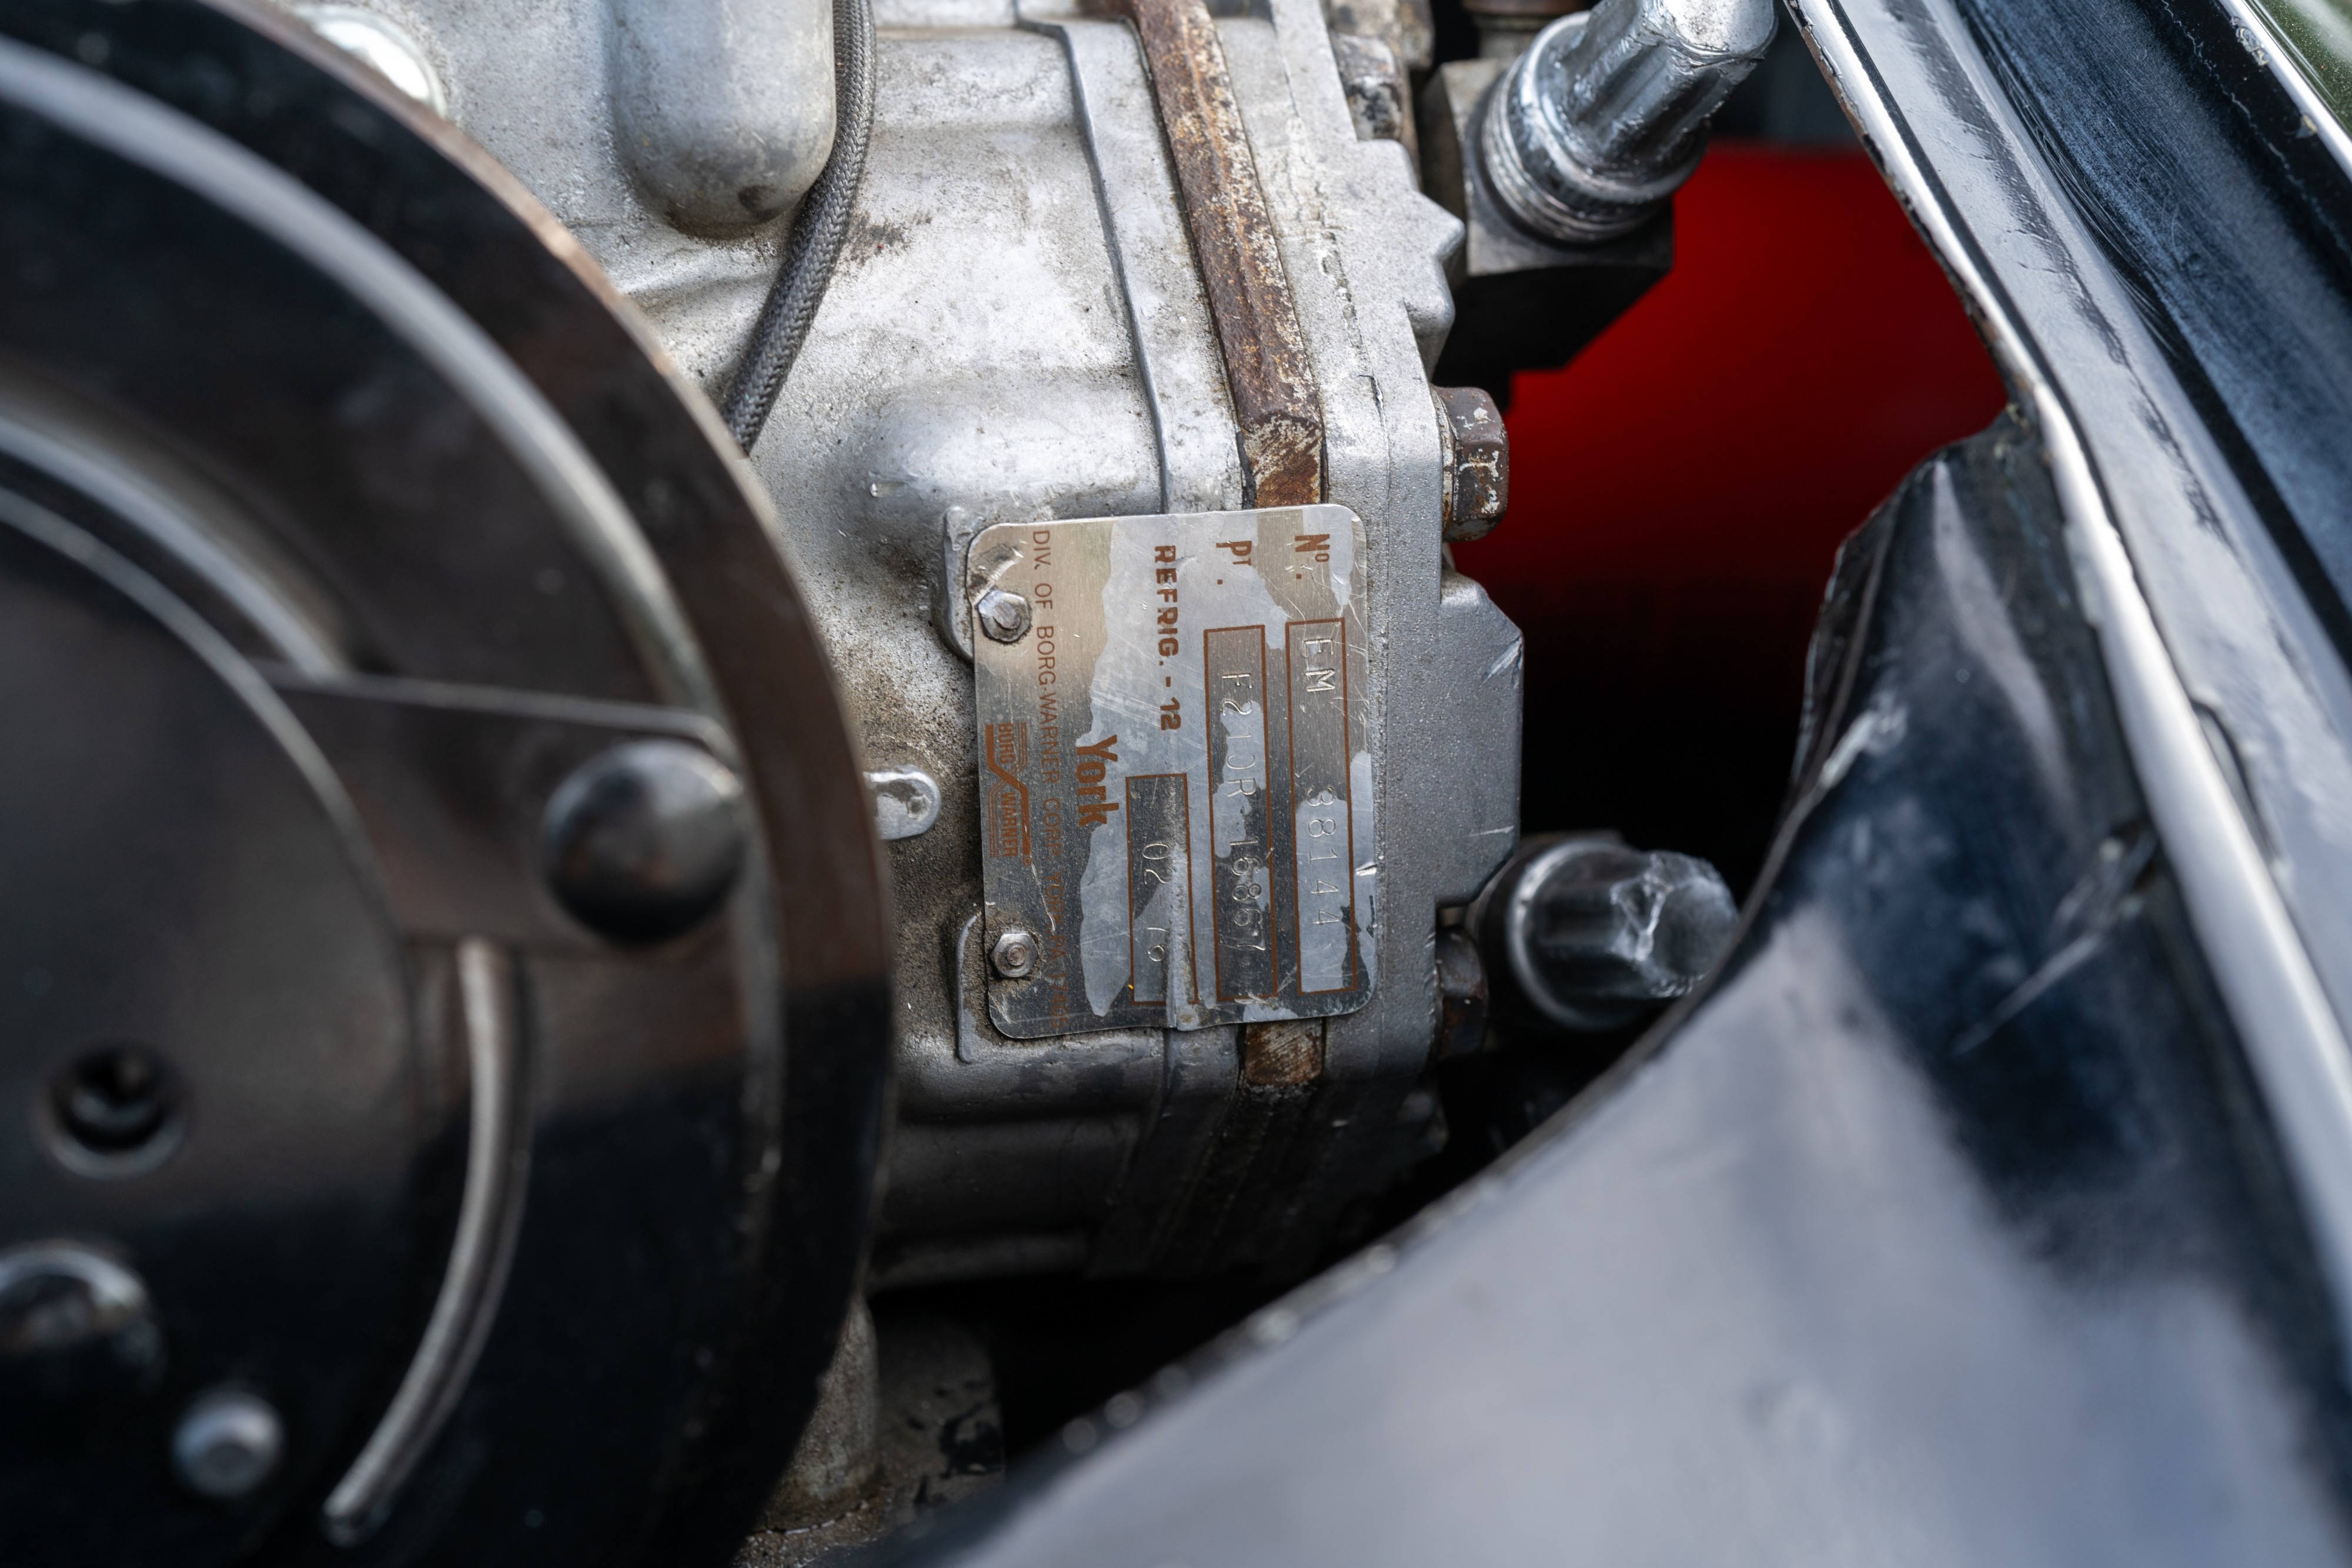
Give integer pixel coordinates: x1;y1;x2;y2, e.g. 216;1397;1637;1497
983;721;1029;860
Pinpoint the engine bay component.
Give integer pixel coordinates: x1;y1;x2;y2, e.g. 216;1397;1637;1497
1471;835;1739;1032
1432;384;1509;539
0;0;1786;1550
0;5;891;1559
1419;0;1771;396
1481;0;1776;243
968;504;1375;1037
720;0;875;447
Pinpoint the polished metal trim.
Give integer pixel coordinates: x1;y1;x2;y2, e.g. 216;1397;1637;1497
323;939;531;1544
1790;0;2352;1342
0;38;721;723
2211;0;2352;190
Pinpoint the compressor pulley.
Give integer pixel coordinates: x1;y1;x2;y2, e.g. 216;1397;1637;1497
0;8;891;1563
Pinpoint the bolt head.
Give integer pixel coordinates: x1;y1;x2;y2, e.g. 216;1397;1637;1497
1434;385;1508;542
173;1388;284;1500
990;929;1038;978
0;1243;163;1402
542;740;749;945
975;587;1032;644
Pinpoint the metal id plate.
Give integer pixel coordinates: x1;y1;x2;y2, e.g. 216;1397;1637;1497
970;505;1376;1037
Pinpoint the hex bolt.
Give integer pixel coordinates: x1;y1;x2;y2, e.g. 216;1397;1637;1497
1433;386;1509;541
542;740;750;945
172;1388;285;1500
990;929;1038;979
974;586;1033;644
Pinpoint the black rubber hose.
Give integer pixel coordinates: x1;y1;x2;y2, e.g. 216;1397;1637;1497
720;0;876;453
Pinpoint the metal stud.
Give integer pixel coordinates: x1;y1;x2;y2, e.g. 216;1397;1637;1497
172;1388;285;1500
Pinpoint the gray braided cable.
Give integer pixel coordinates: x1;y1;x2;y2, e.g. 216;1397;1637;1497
720;0;876;453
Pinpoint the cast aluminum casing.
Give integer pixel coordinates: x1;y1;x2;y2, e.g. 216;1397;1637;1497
285;0;1524;1282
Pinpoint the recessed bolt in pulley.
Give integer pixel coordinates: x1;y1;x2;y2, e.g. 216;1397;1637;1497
0;1242;163;1402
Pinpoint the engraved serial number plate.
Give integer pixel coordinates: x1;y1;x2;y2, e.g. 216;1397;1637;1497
971;505;1376;1037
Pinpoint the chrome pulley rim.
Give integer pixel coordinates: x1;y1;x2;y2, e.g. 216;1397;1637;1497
0;4;891;1562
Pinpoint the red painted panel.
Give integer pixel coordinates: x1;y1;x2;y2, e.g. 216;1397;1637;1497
1451;143;2008;885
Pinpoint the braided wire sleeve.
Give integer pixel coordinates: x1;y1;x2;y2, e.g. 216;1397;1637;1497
720;0;876;453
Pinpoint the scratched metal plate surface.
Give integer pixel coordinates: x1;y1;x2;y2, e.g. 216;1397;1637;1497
971;505;1376;1037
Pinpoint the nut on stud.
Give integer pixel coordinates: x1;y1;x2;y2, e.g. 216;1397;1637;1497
1434;385;1509;541
990;929;1038;979
1433;927;1490;1059
974;587;1032;644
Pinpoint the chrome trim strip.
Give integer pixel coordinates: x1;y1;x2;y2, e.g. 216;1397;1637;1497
2212;0;2352;189
323;940;531;1544
1791;0;2352;1333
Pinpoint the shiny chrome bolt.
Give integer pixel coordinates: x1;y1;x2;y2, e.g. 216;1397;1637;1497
1481;0;1776;243
542;740;749;945
990;929;1038;979
974;587;1032;644
172;1387;285;1500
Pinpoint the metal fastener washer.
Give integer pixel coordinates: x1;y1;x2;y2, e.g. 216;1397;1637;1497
172;1388;285;1500
990;929;1039;979
974;587;1033;644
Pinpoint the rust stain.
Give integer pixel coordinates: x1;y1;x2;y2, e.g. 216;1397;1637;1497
1242;1018;1325;1085
1120;0;1325;507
